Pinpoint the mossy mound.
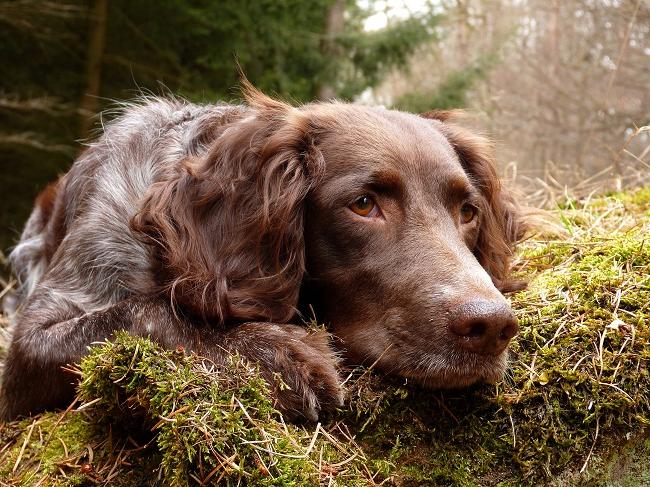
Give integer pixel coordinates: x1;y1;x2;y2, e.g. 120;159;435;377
1;336;370;486
1;188;649;486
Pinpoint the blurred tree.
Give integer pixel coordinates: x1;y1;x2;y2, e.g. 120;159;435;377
393;54;496;112
79;0;108;137
376;0;650;203
375;0;508;111
0;0;440;251
0;0;86;252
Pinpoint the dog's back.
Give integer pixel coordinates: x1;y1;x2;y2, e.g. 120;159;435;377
4;99;246;319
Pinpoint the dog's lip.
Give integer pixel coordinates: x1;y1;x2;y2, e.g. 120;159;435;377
397;351;508;387
400;367;501;382
399;369;504;389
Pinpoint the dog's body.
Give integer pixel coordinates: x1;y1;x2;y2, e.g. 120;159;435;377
1;89;524;421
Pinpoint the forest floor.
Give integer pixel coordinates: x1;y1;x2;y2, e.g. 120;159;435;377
0;187;649;486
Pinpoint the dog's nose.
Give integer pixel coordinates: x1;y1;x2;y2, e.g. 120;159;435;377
448;300;518;355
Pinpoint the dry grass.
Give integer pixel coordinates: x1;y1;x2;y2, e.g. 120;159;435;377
508;125;650;209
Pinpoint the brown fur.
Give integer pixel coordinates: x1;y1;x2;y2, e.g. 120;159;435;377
35;179;68;262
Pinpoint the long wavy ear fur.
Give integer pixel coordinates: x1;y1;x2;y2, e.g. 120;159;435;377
421;111;526;292
132;89;325;323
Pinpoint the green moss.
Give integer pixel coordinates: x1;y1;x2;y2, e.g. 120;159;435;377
1;414;87;485
0;410;155;486
77;332;373;486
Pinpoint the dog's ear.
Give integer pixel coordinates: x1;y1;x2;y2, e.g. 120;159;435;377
421;111;526;292
132;89;325;323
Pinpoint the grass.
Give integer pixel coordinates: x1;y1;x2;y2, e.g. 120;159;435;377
0;187;648;486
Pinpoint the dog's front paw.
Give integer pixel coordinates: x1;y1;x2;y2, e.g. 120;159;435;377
271;326;344;422
232;323;344;422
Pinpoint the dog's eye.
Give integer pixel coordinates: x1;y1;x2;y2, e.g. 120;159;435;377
460;203;478;224
350;196;377;217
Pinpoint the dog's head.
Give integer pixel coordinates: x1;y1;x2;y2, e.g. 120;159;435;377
301;103;525;387
133;86;525;388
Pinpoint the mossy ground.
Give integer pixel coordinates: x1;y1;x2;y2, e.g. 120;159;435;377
1;188;649;486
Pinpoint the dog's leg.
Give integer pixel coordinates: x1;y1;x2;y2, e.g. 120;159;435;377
210;322;343;422
0;289;163;420
0;289;342;421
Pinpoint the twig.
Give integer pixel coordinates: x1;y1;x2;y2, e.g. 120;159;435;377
12;419;36;473
580;416;600;473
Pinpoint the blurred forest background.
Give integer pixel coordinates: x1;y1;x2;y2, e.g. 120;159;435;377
0;0;648;252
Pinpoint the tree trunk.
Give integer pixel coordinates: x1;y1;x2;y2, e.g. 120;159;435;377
79;0;109;139
317;0;345;100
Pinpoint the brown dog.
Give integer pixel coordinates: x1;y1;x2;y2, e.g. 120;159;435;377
0;86;524;421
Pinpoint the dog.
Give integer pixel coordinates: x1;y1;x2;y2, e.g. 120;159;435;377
0;84;524;421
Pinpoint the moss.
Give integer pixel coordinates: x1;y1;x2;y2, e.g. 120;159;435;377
500;222;649;477
77;332;372;486
1;186;649;486
0;409;159;486
0;413;88;485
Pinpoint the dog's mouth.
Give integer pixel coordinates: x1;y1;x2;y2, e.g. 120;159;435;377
397;350;509;389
